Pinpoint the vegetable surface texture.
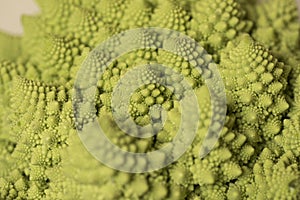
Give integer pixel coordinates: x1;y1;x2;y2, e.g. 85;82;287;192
0;0;300;199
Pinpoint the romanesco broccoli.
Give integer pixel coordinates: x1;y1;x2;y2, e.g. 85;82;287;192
0;0;300;199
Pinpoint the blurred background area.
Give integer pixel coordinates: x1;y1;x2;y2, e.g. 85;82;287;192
0;0;40;35
0;0;300;35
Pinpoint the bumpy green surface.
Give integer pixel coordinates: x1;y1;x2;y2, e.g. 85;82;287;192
0;0;300;199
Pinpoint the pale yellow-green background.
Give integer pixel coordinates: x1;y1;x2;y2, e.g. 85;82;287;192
0;0;300;35
0;0;40;35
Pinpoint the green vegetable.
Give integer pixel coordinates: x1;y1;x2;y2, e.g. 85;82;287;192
1;0;300;199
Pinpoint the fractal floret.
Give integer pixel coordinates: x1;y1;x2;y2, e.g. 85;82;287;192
0;0;300;199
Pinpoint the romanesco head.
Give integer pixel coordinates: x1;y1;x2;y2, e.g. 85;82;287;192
0;0;300;199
